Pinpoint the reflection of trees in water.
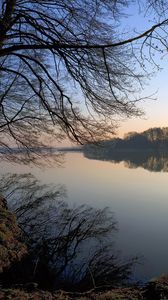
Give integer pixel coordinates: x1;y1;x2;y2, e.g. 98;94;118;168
0;174;137;291
84;148;168;172
0;149;64;166
124;154;168;172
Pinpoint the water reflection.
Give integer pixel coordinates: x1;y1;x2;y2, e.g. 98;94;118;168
83;147;168;172
0;173;138;291
0;148;64;167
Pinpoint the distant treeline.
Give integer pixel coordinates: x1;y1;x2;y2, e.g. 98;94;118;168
83;128;168;172
84;127;168;152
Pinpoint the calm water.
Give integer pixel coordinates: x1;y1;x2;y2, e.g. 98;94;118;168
1;151;168;284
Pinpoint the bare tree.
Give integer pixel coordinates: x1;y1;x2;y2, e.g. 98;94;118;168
0;0;168;157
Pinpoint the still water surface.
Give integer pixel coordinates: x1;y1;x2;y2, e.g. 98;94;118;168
1;151;168;283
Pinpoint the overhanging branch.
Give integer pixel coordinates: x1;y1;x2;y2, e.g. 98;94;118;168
0;20;168;56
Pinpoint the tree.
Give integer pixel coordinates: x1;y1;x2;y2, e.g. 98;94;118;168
1;0;168;158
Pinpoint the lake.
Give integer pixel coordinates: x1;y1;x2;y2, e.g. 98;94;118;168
1;150;168;286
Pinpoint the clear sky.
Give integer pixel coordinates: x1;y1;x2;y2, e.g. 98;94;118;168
118;65;168;137
114;3;168;138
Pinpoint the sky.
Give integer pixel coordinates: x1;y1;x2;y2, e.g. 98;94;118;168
57;2;168;147
118;65;168;138
116;3;168;138
46;2;168;147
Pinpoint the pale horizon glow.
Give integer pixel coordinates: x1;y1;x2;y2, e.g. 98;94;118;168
117;64;168;138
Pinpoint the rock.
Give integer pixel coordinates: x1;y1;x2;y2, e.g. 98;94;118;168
0;197;27;273
144;274;168;299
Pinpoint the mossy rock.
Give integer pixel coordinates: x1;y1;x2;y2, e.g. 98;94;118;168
0;197;27;273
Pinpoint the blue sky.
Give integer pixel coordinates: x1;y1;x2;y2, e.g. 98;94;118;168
116;2;168;137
